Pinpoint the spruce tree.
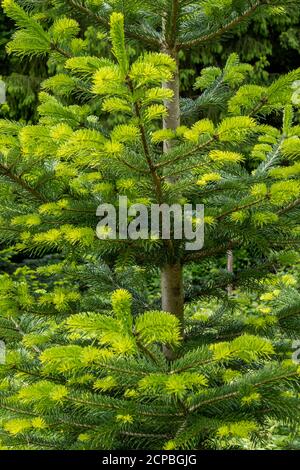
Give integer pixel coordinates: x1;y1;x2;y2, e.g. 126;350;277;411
0;0;300;450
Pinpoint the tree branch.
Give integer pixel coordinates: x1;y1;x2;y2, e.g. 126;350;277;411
65;0;161;47
184;241;239;263
0;163;46;202
156;137;214;170
215;197;266;222
127;78;164;203
188;370;298;413
50;43;72;59
179;1;264;50
116;156;150;175
277;198;300;216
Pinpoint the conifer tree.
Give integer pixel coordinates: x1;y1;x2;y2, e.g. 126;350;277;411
0;0;300;450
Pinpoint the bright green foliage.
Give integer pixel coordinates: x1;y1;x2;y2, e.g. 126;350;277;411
2;0;51;57
0;282;300;450
0;0;300;451
1;1;300;121
0;9;299;267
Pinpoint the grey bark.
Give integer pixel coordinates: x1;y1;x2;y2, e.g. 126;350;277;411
161;262;184;360
227;249;234;295
160;45;185;358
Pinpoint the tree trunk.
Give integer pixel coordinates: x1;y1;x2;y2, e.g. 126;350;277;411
161;38;183;357
161;262;184;359
163;51;180;152
161;262;184;322
227;249;234;295
161;51;183;314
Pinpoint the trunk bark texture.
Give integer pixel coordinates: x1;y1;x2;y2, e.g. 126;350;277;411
160;23;184;357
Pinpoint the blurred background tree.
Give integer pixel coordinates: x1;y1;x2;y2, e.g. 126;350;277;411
180;10;300;92
0;4;48;121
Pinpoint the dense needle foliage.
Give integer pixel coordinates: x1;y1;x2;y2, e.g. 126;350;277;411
0;0;300;450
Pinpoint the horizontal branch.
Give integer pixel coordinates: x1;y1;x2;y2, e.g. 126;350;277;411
215;198;266;222
184;241;239;263
179;1;264;49
116;156;150;175
277;198;300;216
156;138;214;170
69;396;183;418
189;370;298;413
0;163;46;202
